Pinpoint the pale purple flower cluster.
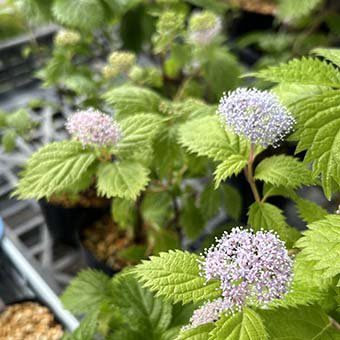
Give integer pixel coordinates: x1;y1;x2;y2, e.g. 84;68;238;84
217;88;295;147
200;227;293;313
182;298;227;331
183;228;292;331
66;109;122;147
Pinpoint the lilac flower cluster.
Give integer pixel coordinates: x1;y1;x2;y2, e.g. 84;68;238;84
201;227;292;310
183;228;292;330
66;109;122;147
217;88;295;147
182;298;227;331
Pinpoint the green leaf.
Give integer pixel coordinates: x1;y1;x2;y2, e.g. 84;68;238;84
254;155;314;189
61;269;112;315
259;306;339;339
214;155;247;188
295;215;340;280
175;99;216;120
312;48;340;68
223;184;242;221
2;130;17;153
6;109;31;131
277;0;323;20
153;124;184;179
295;197;328;224
17;0;53;22
202;47;240;100
252;57;340;88
14;141;96;199
111;272;174;339
97;161;150;200
52;0;105;31
178;116;249;162
111;198;137;230
200;184;222;220
103;86;162;118
62;312;98;340
289;89;340;198
274;83;329;107
116;113;164;157
141;191;173;228
135;250;222;304
209;308;267;340
152;229;180;254
180;196;205;240
247;202;300;247
176;324;215;340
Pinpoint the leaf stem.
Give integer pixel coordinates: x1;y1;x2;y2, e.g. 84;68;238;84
245;143;261;202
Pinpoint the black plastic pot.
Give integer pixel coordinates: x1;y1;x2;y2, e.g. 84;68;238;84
39;199;108;247
79;239;116;276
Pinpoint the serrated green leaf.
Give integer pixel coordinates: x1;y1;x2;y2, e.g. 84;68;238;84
111;272;174;339
214;155;247;188
14;141;96;199
252;57;340;88
295;197;328;224
178;116;249;162
289;89;340;199
296;215;340;280
97;161;150;200
52;0;105;31
274;83;330;107
135;250;222;304
247;202;300;247
208;308;267;340
259;306;339;339
175;99;216;120
254;155;314;189
103;86;162;118
176;323;215;340
312;48;340;68
61;269;112;315
277;0;323;20
116;113;163;158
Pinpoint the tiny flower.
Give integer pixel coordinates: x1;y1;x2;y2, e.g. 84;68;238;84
107;51;136;75
188;11;222;45
199;227;293;313
182;298;227;331
217;88;295;147
54;30;81;46
66;108;122;147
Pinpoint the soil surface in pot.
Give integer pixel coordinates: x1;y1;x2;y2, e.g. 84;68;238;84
82;215;144;272
0;302;63;339
49;186;110;209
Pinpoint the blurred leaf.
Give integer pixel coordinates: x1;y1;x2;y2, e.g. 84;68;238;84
180;195;205;240
2;130;17;153
202;47;240;100
223;184;242;221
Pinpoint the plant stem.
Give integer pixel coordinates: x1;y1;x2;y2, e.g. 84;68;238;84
245;143;261;202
